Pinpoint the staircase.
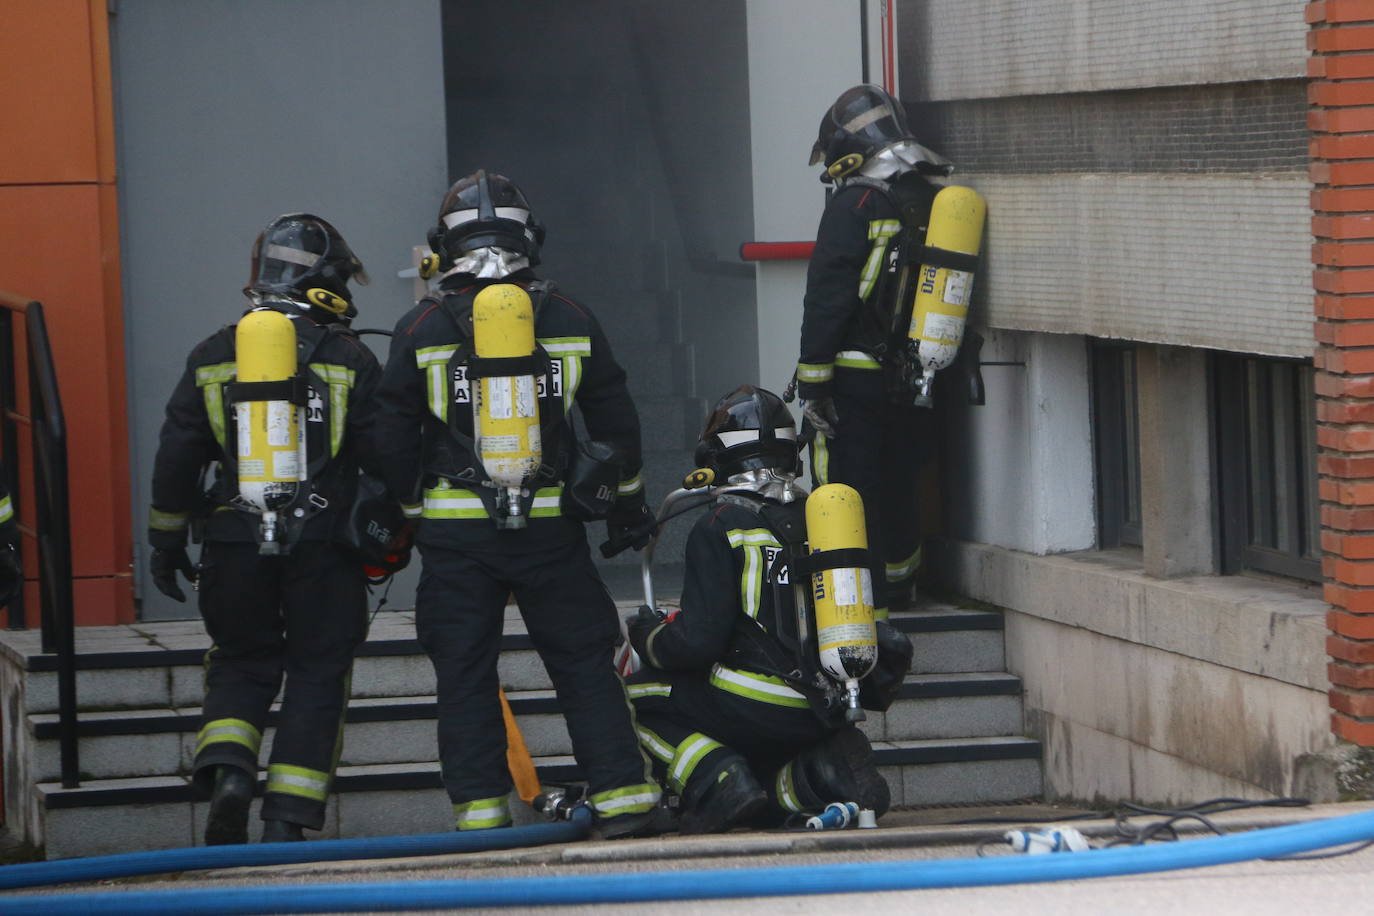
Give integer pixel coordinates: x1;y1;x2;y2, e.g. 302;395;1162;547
0;600;1040;860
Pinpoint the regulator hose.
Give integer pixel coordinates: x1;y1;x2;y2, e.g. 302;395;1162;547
0;805;592;891
5;807;1374;914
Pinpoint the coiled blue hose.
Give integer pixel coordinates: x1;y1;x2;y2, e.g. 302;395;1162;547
4;807;1374;914
0;805;591;891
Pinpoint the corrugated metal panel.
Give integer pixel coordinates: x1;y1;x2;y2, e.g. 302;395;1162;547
906;0;1307;101
963;173;1313;357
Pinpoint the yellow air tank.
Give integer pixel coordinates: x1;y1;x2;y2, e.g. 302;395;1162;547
805;483;877;720
234;308;304;554
472;284;542;528
907;185;986;407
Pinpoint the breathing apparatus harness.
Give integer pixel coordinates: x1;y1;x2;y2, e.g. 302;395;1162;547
421;280;576;525
715;487;868;726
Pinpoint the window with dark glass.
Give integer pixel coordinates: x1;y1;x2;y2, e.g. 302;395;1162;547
1213;354;1320;583
1091;341;1142;549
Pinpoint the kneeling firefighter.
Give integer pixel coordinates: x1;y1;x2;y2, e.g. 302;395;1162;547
371;170;669;838
624;385;913;833
147;213;387;844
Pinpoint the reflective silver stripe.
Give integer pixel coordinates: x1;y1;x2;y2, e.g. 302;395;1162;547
835;349;881;370
626;682;671;700
726;528;780;548
887;544;922;582
402;502;423;519
617;473;643;496
264;244;321;268
842;103;892;135
0;494;11;524
812;431;830;484
415;346;457;423
591;788;661;815
741;545;763;619
266;764;330;801
636;725;675;763
775;761;803;813
796;362;834;383
453;795;511;830
859;220;901;300
195;718;262;756
709;663;809;707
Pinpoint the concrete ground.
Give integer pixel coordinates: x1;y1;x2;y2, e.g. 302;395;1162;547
7;800;1374;913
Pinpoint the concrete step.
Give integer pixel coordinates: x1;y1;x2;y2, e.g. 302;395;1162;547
13;604;1005;714
27;671;1026;782
35;736;1042;859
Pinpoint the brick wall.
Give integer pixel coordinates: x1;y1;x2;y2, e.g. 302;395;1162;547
1312;0;1374;745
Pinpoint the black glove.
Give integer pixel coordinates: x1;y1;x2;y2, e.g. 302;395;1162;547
859;621;914;712
625;605;664;658
150;547;197;603
604;492;656;555
800;397;839;438
0;543;20;608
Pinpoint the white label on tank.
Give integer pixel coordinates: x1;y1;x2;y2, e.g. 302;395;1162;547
482;434;521;455
832;568;859;607
528;424;541;455
922;312;964;345
266;402;293;447
942;270;972;307
487;377;514;419
516;375;537;417
819;622;876;650
236;404;252;458
273;450;299;480
239;458;265;479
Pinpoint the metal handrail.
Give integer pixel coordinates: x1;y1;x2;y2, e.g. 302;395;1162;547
0;293;79;787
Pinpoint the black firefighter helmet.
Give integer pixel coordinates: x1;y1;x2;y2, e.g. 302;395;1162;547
695;385;802;479
244;213;369;322
428;170;545;272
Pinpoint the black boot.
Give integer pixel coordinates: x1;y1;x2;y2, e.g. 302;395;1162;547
793;726;890;817
204;765;255;846
679;751;768;835
260;819;306;842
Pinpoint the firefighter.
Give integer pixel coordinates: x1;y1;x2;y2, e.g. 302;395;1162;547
147;213;381;845
795;84;953;616
371;170;669;838
0;472;18;608
624;385;912;833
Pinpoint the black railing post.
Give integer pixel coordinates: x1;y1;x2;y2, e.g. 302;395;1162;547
25;303;78;787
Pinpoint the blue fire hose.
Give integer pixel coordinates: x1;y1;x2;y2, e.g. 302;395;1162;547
0;805;591;891
4;807;1374;914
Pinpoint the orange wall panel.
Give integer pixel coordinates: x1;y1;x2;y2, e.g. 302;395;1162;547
0;184;131;621
0;0;101;185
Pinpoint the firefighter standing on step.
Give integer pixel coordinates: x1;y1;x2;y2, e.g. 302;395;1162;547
625;385;912;832
0;471;19;609
794;84;953;616
147;214;381;845
371;170;669;838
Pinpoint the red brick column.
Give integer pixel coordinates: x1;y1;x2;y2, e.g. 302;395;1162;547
1311;0;1374;744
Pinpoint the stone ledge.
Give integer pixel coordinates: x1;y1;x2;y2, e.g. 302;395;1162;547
928;539;1329;691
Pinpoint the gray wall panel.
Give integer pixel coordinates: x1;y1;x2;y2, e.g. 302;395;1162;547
114;0;446;619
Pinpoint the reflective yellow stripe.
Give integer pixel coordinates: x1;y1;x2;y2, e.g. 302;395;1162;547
812;433;830;485
741;546;763;620
453;795;512;830
796;361;834;383
775;761;804;813
626;682;671;700
415;346;457;423
196;362;236;450
0;495;12;525
590;782;661;816
195;718;262;756
859;219;901;301
540;337;590;411
886;544;922;583
617;473;643;497
835;349;881;370
708;663;809;708
422;485;563;520
668;733;723;795
309;362;354;458
725;528;779;548
148;507;190;532
266;763;331;802
401;502;422;519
